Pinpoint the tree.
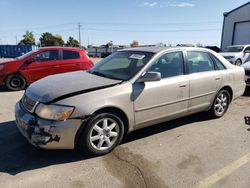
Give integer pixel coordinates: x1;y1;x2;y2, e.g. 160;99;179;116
18;30;35;45
53;34;64;46
66;36;79;47
130;40;139;48
39;32;64;47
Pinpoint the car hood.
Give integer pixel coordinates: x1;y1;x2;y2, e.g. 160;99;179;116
26;71;122;103
219;52;240;57
241;61;250;70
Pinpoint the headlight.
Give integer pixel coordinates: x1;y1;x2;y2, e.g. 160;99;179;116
0;64;5;71
35;103;74;121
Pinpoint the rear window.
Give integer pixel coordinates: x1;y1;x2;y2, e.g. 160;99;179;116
63;50;80;60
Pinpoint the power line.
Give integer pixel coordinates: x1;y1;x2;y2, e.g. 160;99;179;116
0;22;77;32
79;21;222;26
81;27;221;33
0;21;222;32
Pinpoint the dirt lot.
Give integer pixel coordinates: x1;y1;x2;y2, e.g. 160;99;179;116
0;84;250;187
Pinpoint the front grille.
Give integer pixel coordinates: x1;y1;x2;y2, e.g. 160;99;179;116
21;94;37;113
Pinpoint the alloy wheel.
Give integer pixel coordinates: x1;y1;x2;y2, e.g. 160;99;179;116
214;92;228;116
89;118;120;151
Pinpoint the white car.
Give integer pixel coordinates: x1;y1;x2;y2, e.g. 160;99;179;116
241;61;250;86
220;45;250;66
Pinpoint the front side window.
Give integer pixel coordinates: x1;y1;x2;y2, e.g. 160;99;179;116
90;51;154;80
148;51;184;78
35;50;59;62
187;51;215;73
63;50;80;60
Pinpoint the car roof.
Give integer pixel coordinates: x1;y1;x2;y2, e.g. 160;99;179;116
39;46;85;51
119;46;212;53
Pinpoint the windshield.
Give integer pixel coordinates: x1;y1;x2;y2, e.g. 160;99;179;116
89;51;154;81
16;49;38;60
223;46;244;52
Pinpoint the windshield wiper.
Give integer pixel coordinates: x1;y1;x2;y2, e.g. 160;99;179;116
91;71;124;81
91;71;107;78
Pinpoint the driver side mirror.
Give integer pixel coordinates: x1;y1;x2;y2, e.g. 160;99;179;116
137;71;161;83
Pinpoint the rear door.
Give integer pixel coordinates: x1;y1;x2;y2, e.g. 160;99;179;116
58;50;83;73
23;50;61;82
186;50;222;113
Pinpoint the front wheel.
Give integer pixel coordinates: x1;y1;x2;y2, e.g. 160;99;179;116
5;74;26;91
78;113;124;156
209;90;230;118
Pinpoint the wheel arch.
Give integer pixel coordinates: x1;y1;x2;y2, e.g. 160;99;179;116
4;72;27;84
74;106;129;147
220;85;233;103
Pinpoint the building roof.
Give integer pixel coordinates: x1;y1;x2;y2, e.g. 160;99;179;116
224;1;250;17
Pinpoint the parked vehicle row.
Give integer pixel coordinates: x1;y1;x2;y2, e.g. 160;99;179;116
15;47;246;155
0;47;94;91
219;44;250;65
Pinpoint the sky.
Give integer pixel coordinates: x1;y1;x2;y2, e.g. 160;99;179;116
0;0;249;47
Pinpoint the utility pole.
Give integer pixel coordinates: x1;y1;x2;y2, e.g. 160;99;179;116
78;22;82;48
15;36;18;45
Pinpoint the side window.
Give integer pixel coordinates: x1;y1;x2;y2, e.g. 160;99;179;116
245;46;250;51
148;51;184;78
187;51;215;73
63;50;80;60
35;50;59;62
210;54;226;70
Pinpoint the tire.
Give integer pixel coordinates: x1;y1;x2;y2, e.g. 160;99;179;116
5;74;26;91
235;59;242;66
78;113;124;156
209;90;230;118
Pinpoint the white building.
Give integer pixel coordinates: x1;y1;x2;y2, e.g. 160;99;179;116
221;2;250;50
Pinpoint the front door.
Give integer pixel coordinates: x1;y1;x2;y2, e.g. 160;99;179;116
133;51;189;128
23;50;61;82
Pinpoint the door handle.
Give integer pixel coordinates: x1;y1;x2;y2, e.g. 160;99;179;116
179;83;187;88
215;77;221;80
53;65;60;68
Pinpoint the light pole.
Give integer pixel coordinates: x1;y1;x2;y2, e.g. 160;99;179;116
110;40;113;53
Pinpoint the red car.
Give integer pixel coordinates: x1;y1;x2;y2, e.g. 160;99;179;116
0;47;94;91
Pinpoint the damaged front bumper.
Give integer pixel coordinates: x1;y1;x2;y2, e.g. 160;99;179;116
15;101;83;149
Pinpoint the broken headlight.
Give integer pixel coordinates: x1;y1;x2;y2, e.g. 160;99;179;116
35;104;74;121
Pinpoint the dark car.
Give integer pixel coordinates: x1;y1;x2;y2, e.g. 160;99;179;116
0;47;94;91
241;61;250;86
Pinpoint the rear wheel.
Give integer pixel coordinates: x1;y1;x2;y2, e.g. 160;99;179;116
209;90;230;118
5;74;26;91
78;113;124;156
